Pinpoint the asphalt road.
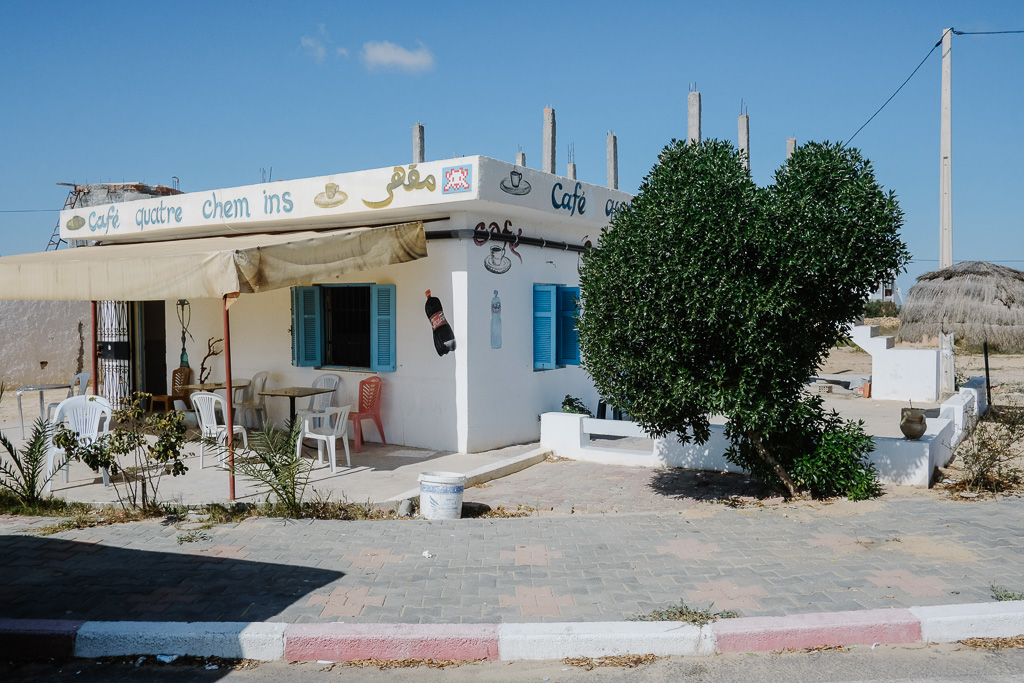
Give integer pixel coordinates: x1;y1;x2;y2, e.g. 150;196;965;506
4;643;1024;682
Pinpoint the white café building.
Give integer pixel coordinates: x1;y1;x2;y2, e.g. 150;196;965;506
2;156;632;453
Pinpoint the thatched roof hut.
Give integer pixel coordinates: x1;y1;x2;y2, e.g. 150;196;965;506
898;261;1024;351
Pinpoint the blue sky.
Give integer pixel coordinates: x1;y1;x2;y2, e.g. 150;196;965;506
1;1;1021;297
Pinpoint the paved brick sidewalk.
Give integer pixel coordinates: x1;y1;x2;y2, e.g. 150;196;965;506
3;485;1022;625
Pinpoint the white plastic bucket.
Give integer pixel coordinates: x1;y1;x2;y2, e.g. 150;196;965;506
418;471;466;520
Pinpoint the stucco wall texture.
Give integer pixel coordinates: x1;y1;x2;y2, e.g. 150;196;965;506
0;300;90;385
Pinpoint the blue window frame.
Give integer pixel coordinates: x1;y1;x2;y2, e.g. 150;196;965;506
533;284;580;370
291;284;396;372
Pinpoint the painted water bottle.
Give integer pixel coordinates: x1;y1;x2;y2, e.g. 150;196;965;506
424;290;456;356
490;290;502;349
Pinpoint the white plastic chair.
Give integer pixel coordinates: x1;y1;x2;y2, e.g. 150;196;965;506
295;374;341;429
46;394;111;493
233;371;269;428
46;372;91;421
191;391;248;467
296;405;352;472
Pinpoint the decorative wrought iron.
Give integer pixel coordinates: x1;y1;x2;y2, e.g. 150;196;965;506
176;299;193;367
97;300;132;408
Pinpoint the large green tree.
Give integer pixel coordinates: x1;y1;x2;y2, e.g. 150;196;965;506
578;139;910;498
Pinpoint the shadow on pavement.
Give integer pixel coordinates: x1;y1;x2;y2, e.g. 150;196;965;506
0;534;343;622
647;468;776;501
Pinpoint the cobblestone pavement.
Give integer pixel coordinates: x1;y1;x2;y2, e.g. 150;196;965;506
2;458;1022;626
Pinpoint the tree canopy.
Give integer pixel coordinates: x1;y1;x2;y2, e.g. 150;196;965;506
577;139;910;498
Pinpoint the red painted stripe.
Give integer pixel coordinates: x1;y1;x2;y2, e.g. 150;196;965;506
712;609;922;653
0;618;84;659
284;623;499;661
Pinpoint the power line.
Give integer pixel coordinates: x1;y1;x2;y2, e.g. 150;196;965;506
953;29;1024;35
845;39;942;146
0;209;59;213
845;26;1024;146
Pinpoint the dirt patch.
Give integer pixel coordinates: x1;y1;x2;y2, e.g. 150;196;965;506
894;535;979;563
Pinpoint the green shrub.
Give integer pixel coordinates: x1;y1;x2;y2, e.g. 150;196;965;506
863;300;899;318
224;421;311;517
0;419;60;506
57;393;188;513
726;397;881;500
561;395;593;416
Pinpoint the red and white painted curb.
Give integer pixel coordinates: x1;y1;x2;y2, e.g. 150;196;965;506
2;602;1022;662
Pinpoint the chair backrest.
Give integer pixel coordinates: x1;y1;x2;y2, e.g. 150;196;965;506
190;391;226;438
248;371;270;405
326;405;352;436
170;367;192;394
358;377;383;414
308;374;341;411
68;372;91;397
53;395;111;443
304;405;352;437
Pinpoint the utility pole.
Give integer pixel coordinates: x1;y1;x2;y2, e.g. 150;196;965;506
939;27;955;395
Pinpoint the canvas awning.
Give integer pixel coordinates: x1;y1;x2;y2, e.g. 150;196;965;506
0;221;427;301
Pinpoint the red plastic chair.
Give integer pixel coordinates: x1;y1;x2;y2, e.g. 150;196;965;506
349;377;385;453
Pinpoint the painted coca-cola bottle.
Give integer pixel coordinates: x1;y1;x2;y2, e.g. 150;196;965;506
424;290;456;356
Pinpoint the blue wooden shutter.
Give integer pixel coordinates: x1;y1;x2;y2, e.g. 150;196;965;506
533;284;557;370
292;286;322;367
556;286;581;365
370;284;397;372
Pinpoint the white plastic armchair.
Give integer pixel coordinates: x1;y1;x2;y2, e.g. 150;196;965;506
296;405;352;472
46;394;111;493
233;371;269;429
46;372;91;421
295;374;341;429
191;391;248;467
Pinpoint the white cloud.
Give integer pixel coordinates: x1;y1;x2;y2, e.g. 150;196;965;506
301;24;349;64
300;34;327;63
360;40;434;73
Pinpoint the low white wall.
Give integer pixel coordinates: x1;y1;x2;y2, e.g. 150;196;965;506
872;348;940;402
541;377;988;488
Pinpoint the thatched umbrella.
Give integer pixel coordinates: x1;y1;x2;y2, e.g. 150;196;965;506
899;261;1024;351
899;261;1024;404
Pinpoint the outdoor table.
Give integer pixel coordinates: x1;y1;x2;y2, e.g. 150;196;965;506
181;379;251;408
259;386;334;423
16;383;71;439
181;379;251;393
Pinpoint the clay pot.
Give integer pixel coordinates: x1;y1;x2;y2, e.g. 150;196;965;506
900;408;927;440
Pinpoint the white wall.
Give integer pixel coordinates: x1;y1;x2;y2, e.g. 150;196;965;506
0;300;91;385
164;239;464;452
462;211;600;452
872;348;940;402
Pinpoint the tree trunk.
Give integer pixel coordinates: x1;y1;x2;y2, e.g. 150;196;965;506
745;429;800;498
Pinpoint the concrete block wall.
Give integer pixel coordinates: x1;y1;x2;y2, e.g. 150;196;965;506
0;300;91;386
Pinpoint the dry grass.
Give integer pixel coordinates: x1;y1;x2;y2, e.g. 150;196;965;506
563;654;660;670
959;636;1024;651
334;658;481;670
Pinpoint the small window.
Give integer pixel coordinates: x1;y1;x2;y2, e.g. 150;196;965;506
533;284;580;370
292;284;396;371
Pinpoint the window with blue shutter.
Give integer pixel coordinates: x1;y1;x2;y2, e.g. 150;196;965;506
533;284;557;370
370;284;396;372
290;284;396;372
556;286;581;366
292;286;322;367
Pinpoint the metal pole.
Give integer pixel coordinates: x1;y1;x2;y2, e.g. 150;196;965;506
223;294;237;501
984;341;992;412
91;301;98;396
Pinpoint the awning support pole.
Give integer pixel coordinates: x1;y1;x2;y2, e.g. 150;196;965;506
91;301;98;396
223;294;237;501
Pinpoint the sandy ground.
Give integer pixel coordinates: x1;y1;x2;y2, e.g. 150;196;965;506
818;346;1024;399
